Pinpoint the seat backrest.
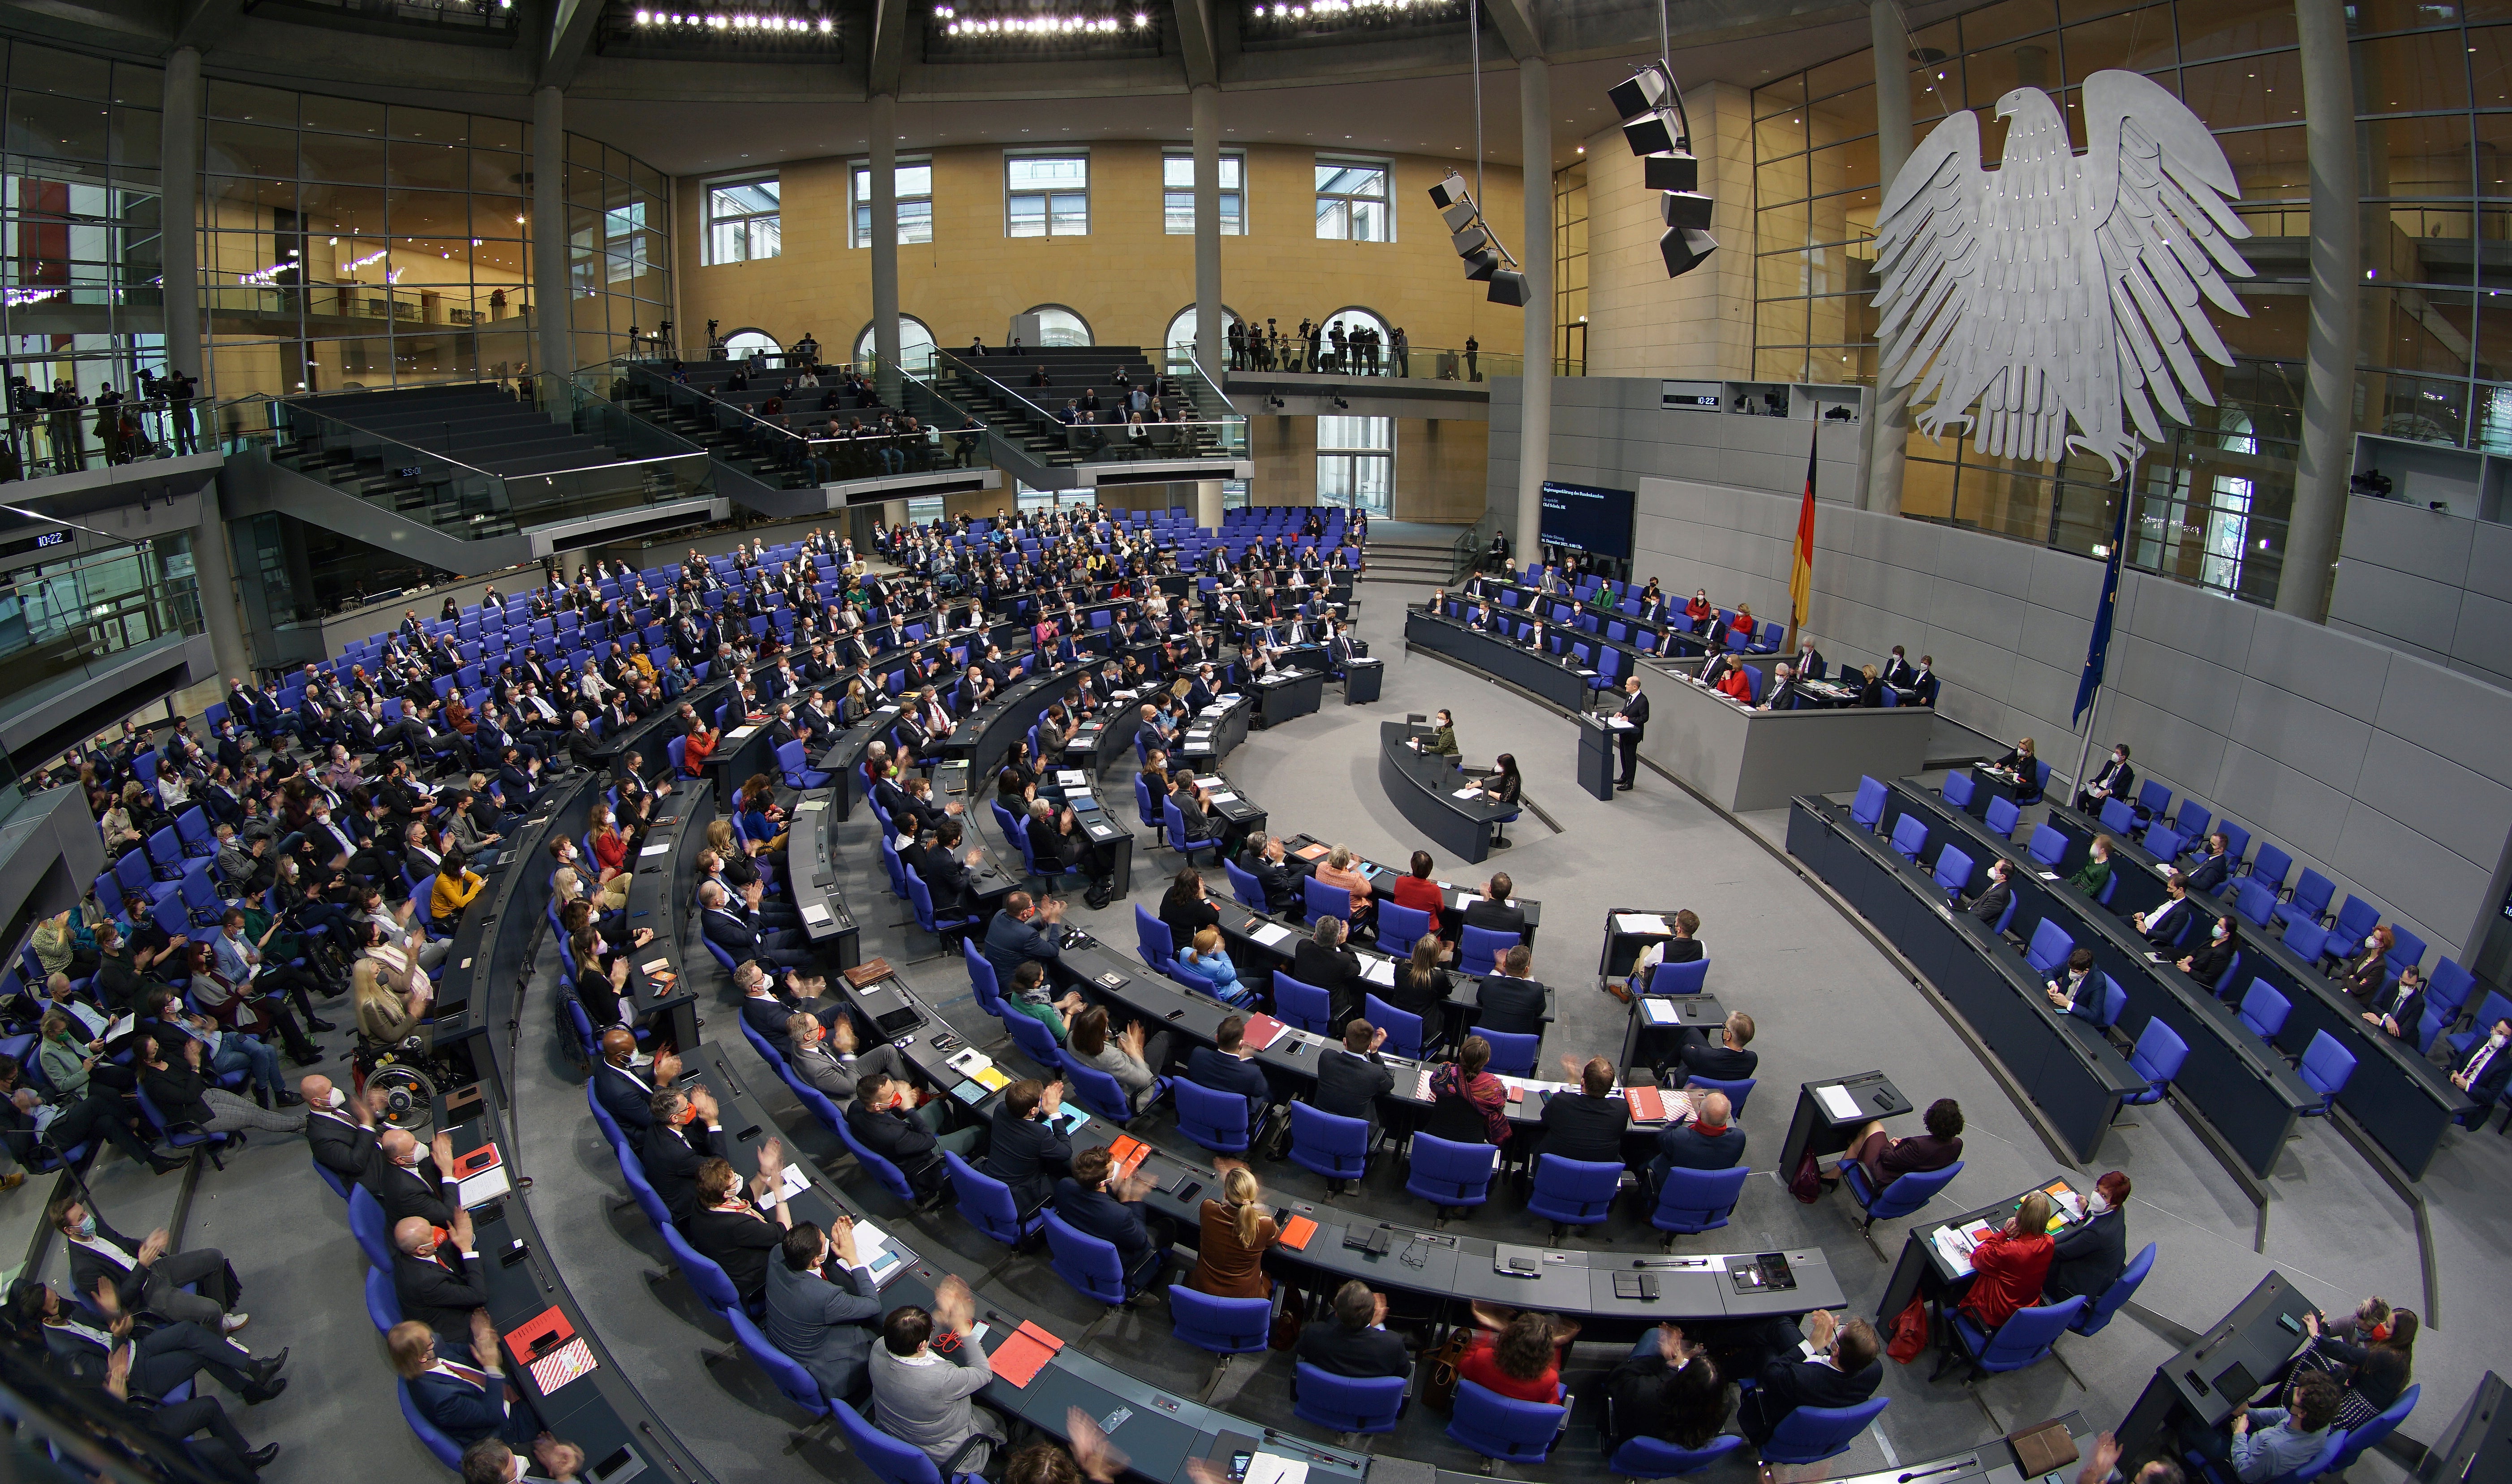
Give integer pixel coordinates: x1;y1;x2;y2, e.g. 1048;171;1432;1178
2331;894;2379;944
1302;874;1350;925
2386;927;2427;978
1480;1029;1537;1076
364;1263;403;1331
1531;1153;1623;1209
1984;795;2021;839
1869;1160;1961;1219
1168;1285;1274;1354
2237;980;2291;1040
1682;1074;1755;1116
2135;779;2172;817
2298;1030;2356;1099
1941;770;1974;809
1761;1397;1889;1464
1979;1297;2087;1365
1288;1101;1369;1157
1647;958;1709;996
1042;1211;1125;1299
1406;1134;1499;1200
2145;826;2185;863
1934;845;1976;899
1651;1164;1751;1229
2025;917;2075;976
2290;868;2334;918
2131;1018;2190;1085
1377;902;1431;955
2099;976;2127;1031
2076;1241;2155;1335
398;1378;467;1468
1459;925;1515;976
944;1149;1020;1227
2281;916;2328;964
2252;843;2295;894
831;1393;947;1484
1449;1378;1565;1453
1363;994;1424;1057
1291;1361;1407;1431
1273;972;1332;1033
1134;904;1175;964
348;1184;396;1270
2232;879;2276;928
2027;822;2068;868
1173;1077;1250;1145
662;1223;744;1314
2426;958;2476;1016
2333;1384;2418;1470
1003;1007;1061;1067
1223;860;1267;912
2099;799;2138;836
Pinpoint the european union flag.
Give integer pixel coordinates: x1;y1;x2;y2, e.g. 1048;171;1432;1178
2074;482;2135;727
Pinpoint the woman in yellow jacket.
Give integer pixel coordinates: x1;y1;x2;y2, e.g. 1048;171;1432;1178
428;850;485;927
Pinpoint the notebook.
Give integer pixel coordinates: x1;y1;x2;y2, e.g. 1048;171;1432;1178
1277;1215;1319;1251
1627;1085;1666;1122
1241;1014;1288;1050
989;1321;1067;1389
1106;1136;1150;1181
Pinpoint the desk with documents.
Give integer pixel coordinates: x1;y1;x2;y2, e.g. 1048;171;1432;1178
1379;719;1519;865
613;787;721;1054
814;703;900;820
2116;1273;2313;1455
784;794;862;970
1774;1072;1913;1188
1875;1173;2088;1323
1404;607;1608;713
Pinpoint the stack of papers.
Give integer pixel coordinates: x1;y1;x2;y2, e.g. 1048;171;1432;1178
1814;1084;1863;1119
1248;922;1297;949
1360;957;1398;986
1453;785;1486;800
1244;1457;1308;1484
639;843;672;857
753;1161;811;1210
1615;913;1673;936
1640;998;1685;1026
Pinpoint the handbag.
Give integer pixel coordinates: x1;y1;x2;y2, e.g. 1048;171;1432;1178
1789;1147;1825;1205
1420;1328;1474;1414
1886;1296;1930;1364
1268;1300;1303;1351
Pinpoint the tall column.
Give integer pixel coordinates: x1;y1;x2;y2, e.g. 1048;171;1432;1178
1191;84;1223;381
531;86;569;382
1515;57;1553;557
159;46;202;396
192;491;251;680
1863;0;1913;514
870;92;901;404
2285;0;2358;622
1196;479;1224;529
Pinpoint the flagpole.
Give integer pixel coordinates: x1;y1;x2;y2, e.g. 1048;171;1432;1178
2069;458;2137;806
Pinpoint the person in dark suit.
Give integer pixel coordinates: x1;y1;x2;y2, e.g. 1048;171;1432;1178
1475;945;1547;1037
846;1074;977;1202
1759;662;1803;712
1791;638;1826;681
1648;1090;1746;1191
2176;915;2240;995
1677;1013;1758;1084
701;879;819;972
640;1086;722;1225
1966;858;2014;928
982;1079;1073;1210
1293;916;1368;1028
2044;948;2105;1024
1240;834;1305;916
1291;1281;1413;1387
301;1073;379;1184
1657;909;1704;964
364;1128;460;1230
391;1215;489;1347
2447;1016;2512;1104
1737;1311;1883;1446
593;1031;667;1145
2361;966;2426;1044
2075;744;2134;815
1535;1055;1632;1168
1316;1019;1395;1143
1053;1146;1172;1278
1613;675;1648;790
390;1311;538;1451
1184;1016;1275;1127
2184;832;2235;896
687;1153;791;1306
1838;1097;1963;1191
2044;1170;2132;1304
767;1220;884;1403
2132;871;2199;950
1461;873;1525;938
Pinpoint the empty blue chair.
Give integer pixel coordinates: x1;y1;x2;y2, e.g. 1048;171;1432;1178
1647;958;1708;996
777;739;832;789
2027;822;2068;869
1845;1159;1962;1243
2071;1242;2155;1336
1934;845;1975;903
1301;874;1351;927
2387;927;2427;980
1607;1433;1746;1480
2281;869;2335;928
1942;771;1976;811
2133;778;2173;824
1169;1286;1273;1356
1850;776;1888;830
2099;799;2138;837
1526;1153;1622;1237
1364;994;1427;1058
1292;1362;1406;1437
1682;1074;1754;1117
2251;843;2295;895
364;1264;403;1331
944;1151;1044;1249
2296;1031;2355;1116
1405;1133;1500;1214
1760;1398;1889;1468
1480;1029;1538;1077
1446;1379;1567;1466
1043;1210;1160;1305
2145;826;2186;864
1286;1103;1372;1193
1459;925;1516;977
1134;904;1177;976
963;941;1007;1020
727;1308;837;1445
1984;795;2022;839
1377;902;1432;956
1273;972;1333;1035
2025;918;2076;976
2425;959;2476;1021
2120;1019;2189;1113
2232;879;2277;928
1942;1296;2087;1380
1173;1078;1253;1155
1649;1164;1751;1239
2237;981;2291;1041
1888;813;1929;862
2172;801;2212;844
831;1393;989;1484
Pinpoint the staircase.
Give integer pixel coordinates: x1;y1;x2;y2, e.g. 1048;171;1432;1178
1359;523;1474;585
935;346;1222;467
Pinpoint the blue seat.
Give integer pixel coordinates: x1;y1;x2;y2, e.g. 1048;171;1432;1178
1762;1396;1890;1468
2387;926;2427;980
2251;843;2295;897
2024;917;2076;976
1984;795;2022;839
1060;1050;1153;1124
831;1109;922;1208
1043;1210;1161;1305
962;940;1007;1019
1681;1074;1754;1117
1606;1433;1747;1480
1301;874;1351;927
1941;771;1976;811
2295;1031;2354;1116
2331;1383;2418;1473
831;1395;989;1484
346;1184;396;1269
135;1080;229;1170
2099;798;2138;837
1845;1159;1962;1240
2280;868;2335;927
1134;904;1180;982
1292;1361;1406;1436
1646;959;1708;996
1363;994;1427;1059
2121;1018;2189;1110
1526;1153;1622;1236
1459;925;1516;977
1945;1295;2086;1379
1933;845;1975;903
399;1377;466;1468
999;1006;1061;1073
907;871;981;953
1480;1029;1538;1077
1377;902;1432;956
1164;797;1222;866
2027;822;2068;869
2236;980;2291;1041
2232;879;2277;928
1287;1102;1373;1192
2172;800;2212;843
2330;894;2379;948
1850;777;1888;832
1888;813;1929;862
1648;1164;1750;1239
1273;972;1333;1035
663;1222;753;1319
728;1307;837;1443
1446;1378;1566;1465
1174;1077;1254;1155
2071;1241;2155;1336
2098;976;2129;1032
364;1264;403;1331
1169;1285;1273;1355
1223;859;1268;913
1404;1133;1499;1213
944;1151;1043;1249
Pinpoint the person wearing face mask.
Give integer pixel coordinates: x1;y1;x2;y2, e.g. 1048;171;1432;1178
301;1073;382;1183
393;1312;542;1454
2074;743;2135;815
391;1213;489;1354
2445;1016;2512;1107
55;1196;246;1334
784;1011;912;1110
2044;948;2103;1024
2043;1170;2132;1303
137;1034;304;1138
2177;914;2240;996
767;1218;884;1405
2067;834;2116;901
366;1127;462;1229
641;1086;723;1225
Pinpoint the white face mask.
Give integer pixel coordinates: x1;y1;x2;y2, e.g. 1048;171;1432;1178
327;1087;348;1109
2087;1191;2112;1216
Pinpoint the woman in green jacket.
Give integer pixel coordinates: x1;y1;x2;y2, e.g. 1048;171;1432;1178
2068;834;2116;901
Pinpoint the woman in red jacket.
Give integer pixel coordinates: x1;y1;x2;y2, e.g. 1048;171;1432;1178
1958;1189;2059;1332
1683;589;1716;634
1728;602;1757;641
1458;1305;1577;1404
680;719;718;778
1714;665;1755;705
588;809;629;879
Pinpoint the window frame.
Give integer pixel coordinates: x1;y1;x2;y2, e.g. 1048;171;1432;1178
1162;148;1246;236
703;171;781;265
1316;412;1394;514
848;156;935;249
1313;154;1394;243
1004;149;1091;239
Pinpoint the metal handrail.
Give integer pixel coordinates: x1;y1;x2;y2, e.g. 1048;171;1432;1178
277;385;508;482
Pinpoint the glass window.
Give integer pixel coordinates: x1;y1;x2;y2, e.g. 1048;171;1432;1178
706;173;780;264
854;316;939;370
1162;150;1245;235
851;159;934;248
1163;305;1242;366
1315;156;1391;241
1024;306;1092;346
1317;415;1394;514
1007;153;1088;237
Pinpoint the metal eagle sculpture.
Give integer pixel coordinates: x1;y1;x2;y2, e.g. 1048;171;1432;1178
1871;69;2254;477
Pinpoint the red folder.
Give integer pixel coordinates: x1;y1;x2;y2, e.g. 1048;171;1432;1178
1628;1086;1666;1123
502;1306;573;1367
989;1321;1067;1389
1278;1215;1319;1251
1242;1014;1287;1050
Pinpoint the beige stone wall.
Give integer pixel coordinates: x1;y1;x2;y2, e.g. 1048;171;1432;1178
1394;417;1489;522
1582;80;1755;381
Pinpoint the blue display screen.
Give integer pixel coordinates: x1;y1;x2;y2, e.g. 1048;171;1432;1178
1539;481;1635;561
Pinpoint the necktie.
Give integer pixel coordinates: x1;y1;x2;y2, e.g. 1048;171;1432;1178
441;1360;489;1389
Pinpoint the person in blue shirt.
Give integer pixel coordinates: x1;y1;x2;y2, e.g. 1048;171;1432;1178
1174;927;1252;1008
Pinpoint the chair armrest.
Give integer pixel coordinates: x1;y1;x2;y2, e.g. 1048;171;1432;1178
941;1435;991;1475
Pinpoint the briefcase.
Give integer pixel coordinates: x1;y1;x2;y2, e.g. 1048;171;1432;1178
2008;1420;2078;1476
843;958;894;989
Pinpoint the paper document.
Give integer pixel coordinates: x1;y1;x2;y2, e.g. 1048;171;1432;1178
1814;1084;1862;1120
1244;1457;1309;1484
639;843;672;857
1641;998;1683;1026
1615;913;1672;936
1055;770;1088;787
726;726;757;740
1607;717;1636;729
801;904;832;926
1249;922;1297;949
458;1164;512;1208
1208;791;1239;804
851;1219;902;1276
1360;956;1398;986
1931;1226;1979;1278
754;1161;810;1211
1453;786;1486;800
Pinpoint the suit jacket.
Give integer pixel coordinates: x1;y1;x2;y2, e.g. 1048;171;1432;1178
2455;1037;2512;1102
407;1364;520;1449
2085;758;2134;800
393;1246;489;1342
1536;1092;1630;1166
1292;940;1365;1019
1316;1048;1393;1128
640;1120;719;1225
1054;1179;1155;1270
1186;1046;1272;1123
1475;975;1546;1037
1293;1321;1413;1381
65;1221;159;1313
982;1105;1073;1209
790;1043;860;1105
306;1108;378;1183
741;994;800;1059
1617;689;1650;738
2185;851;2233;896
365;1155;457;1230
1679;1042;1759;1082
2139;896;2198;950
1652;1121;1747;1180
1739;1352;1884;1445
766;1257;882;1400
703;906;774;966
2043;1206;2128;1303
846;1101;946;1194
689;1204;785;1301
1462;898;1525;938
594;1060;660;1142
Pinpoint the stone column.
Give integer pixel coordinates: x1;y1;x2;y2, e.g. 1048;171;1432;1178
160;46;203;396
2284;0;2358;621
531;86;569;382
1196;479;1224;530
870;92;901;403
192;488;252;680
1515;56;1553;555
1192;84;1223;381
1864;0;1913;514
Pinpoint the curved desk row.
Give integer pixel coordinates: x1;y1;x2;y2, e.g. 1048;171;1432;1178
1786;794;2147;1162
1404;607;1625;714
1882;783;2318;1183
2025;796;2473;1180
1378;718;1519;865
1646;669;1935;815
429;773;721;1484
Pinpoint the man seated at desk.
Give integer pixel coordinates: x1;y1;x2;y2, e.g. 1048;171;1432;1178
1533;1054;1632;1170
1675;1011;1757;1085
847;1073;980;1205
2185;832;2236;896
786;1011;914;1110
2181;1370;2342;1482
1239;834;1306;916
2133;870;2200;950
1053;1146;1171;1280
1461;873;1525;939
2044;948;2103;1023
1292;1281;1413;1391
1316;1020;1394;1144
1475;944;1547;1037
982;1078;1073;1210
1735;1311;1883;1448
1184;1015;1277;1130
1965;858;2014;929
1837;1097;1963;1191
766;1218;883;1405
1648;1089;1744;1193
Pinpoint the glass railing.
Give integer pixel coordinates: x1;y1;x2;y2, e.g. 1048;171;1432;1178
879;353;1002;476
1172;340;1533;382
619;358;964;486
935;349;1245;465
0;393;281;482
0;532;205;719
